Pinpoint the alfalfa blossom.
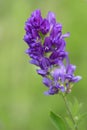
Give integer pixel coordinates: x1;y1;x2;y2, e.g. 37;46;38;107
24;9;81;95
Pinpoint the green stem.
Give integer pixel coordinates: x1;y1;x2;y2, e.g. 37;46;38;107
61;94;78;130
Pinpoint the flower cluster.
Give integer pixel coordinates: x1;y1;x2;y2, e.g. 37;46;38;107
24;9;81;95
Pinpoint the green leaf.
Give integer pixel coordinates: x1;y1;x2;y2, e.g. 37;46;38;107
65;117;74;130
68;98;81;117
50;111;66;130
72;98;79;116
78;112;87;122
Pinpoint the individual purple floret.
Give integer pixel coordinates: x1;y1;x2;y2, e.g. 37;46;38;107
24;9;82;95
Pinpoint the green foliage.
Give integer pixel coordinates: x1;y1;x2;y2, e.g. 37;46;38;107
68;98;80;117
78;112;87;122
50;111;66;130
65;98;87;129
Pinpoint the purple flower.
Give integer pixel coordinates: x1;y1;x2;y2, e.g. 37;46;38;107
47;11;56;28
40;19;50;34
29;9;43;29
24;9;82;95
42;63;81;95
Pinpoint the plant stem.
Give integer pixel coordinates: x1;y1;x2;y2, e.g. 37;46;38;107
61;94;78;130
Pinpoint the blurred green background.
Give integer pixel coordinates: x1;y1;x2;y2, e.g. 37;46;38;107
0;0;87;130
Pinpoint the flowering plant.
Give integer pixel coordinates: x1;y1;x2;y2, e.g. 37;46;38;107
24;10;86;130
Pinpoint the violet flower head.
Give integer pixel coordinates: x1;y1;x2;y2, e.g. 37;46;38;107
24;9;82;95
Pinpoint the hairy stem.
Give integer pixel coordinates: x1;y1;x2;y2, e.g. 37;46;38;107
62;94;78;130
